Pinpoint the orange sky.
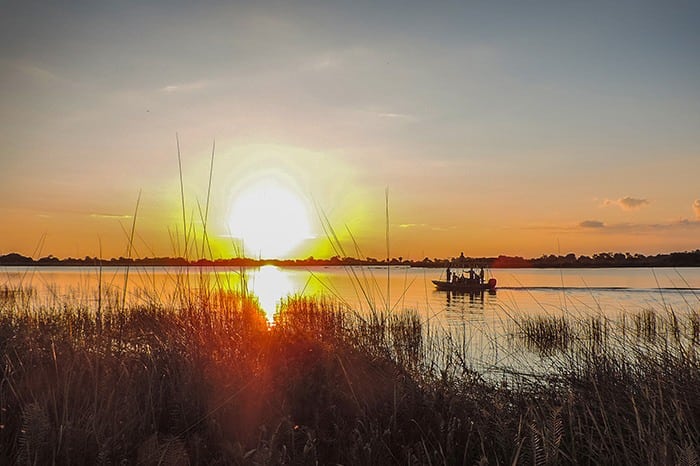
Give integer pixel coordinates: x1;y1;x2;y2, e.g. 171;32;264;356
1;2;699;260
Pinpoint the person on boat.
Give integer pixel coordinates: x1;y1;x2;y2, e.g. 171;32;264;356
446;267;452;283
479;267;485;283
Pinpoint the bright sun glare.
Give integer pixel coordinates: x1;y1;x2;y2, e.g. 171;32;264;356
228;179;312;258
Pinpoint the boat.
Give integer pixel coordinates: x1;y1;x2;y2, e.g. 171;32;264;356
432;277;497;292
432;267;497;292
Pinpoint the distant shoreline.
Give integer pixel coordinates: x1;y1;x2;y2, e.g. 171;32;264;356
1;250;699;268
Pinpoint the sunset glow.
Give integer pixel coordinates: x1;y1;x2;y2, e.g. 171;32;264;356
228;179;313;258
0;2;698;259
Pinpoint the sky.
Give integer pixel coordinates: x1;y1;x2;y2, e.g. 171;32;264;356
1;0;699;260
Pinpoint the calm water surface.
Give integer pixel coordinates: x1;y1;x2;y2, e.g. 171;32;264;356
2;265;698;322
4;266;698;373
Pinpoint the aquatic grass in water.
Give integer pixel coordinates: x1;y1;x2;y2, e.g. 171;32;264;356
1;289;698;464
515;315;575;355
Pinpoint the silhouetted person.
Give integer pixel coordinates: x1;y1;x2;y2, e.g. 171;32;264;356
446;267;452;283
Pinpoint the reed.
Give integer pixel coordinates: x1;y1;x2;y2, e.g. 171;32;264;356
1;288;698;464
514;314;575;355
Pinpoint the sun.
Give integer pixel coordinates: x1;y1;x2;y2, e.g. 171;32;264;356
228;179;313;258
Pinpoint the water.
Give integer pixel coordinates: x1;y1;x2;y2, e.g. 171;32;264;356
2;265;698;318
3;265;698;374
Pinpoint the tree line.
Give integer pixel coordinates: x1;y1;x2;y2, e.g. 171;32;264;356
1;250;699;268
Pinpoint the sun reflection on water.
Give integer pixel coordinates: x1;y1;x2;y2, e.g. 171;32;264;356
248;265;296;322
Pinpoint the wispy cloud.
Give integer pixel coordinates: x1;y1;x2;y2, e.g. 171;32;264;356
397;223;454;231
355;107;418;122
605;220;700;232
307;54;342;70
694;199;700;219
377;112;415;120
522;218;700;234
578;219;700;233
9;60;63;84
602;196;650;210
90;213;132;219
304;47;369;71
159;80;210;93
580;220;605;228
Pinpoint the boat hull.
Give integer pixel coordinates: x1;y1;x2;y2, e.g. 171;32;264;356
432;278;497;292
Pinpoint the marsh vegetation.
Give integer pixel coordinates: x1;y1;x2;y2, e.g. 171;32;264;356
0;279;698;465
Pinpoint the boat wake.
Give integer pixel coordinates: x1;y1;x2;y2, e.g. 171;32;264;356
497;286;700;292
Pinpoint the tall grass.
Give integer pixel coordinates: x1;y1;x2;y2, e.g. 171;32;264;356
1;285;698;464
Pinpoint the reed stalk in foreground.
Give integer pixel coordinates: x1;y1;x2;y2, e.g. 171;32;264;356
0;290;698;465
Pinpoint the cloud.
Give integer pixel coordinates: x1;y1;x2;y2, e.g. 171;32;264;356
377;112;415;120
307;54;342;70
583;219;700;233
602;196;650;210
619;197;650;209
90;213;132;219
304;47;369;71
160;80;209;93
397;223;454;231
694;200;700;219
355;107;418;122
580;220;605;228
519;218;700;234
11;61;62;84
